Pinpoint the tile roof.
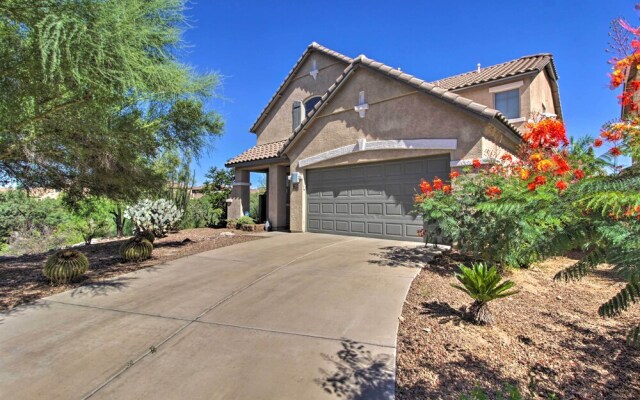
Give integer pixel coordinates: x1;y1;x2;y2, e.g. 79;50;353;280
279;55;522;155
431;54;558;91
249;42;352;134
226;140;288;166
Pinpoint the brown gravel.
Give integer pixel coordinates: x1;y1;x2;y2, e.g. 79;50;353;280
0;228;261;311
395;250;640;399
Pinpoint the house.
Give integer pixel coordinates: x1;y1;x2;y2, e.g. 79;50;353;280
226;43;562;241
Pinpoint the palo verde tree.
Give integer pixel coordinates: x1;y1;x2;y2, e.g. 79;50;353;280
0;0;223;202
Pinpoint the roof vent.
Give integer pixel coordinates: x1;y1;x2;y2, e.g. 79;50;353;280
477;63;481;73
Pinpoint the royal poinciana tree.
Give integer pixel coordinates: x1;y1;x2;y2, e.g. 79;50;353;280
0;0;223;202
415;5;640;346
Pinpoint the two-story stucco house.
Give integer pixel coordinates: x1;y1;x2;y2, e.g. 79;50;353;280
226;43;562;241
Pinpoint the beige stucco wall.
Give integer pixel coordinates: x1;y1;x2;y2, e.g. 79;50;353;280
254;52;349;144
283;66;520;232
528;69;556;115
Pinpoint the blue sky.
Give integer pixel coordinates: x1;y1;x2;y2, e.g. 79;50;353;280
181;1;638;184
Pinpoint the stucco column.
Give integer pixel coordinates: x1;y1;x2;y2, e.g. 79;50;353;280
227;169;250;219
289;168;305;232
267;165;287;230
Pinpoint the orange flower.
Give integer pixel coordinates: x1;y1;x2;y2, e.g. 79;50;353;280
485;186;502;198
472;159;482;169
537;159;555;172
529;153;543;163
523;119;568;149
527;182;537;191
520;169;531;180
433;177;443;190
556;180;568;192
573;169;585;180
552;154;571;175
593;138;603;147
414;194;423;203
419;179;432;194
534;175;547;186
442;185;452;194
449;171;460;179
610;147;622;156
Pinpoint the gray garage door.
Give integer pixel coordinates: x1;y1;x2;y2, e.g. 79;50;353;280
306;155;450;241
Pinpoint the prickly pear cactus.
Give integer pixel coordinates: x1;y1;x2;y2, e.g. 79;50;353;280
124;199;183;238
120;237;153;262
43;249;89;284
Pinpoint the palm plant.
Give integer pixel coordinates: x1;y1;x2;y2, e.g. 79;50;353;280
451;263;519;325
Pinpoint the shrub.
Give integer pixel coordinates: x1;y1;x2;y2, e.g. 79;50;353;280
180;197;223;229
125;198;182;238
43;249;89;284
235;215;254;228
451;263;518;325
120;237;153;262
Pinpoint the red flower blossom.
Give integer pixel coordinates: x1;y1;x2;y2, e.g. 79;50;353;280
433;177;443;190
610;147;622;156
556;180;568;192
552;154;571;175
527;182;537;191
574;169;585;180
449;171;460;180
442;185;452;194
472;159;482;169
485;186;502;198
419;179;432;194
500;154;513;163
523;119;568;149
593;138;603;147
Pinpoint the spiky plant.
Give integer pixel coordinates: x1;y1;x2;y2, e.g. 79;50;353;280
43;249;89;284
120;236;153;262
136;230;155;243
451;263;519;325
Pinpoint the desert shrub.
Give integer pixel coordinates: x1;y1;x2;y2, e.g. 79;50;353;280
125;198;182;238
235;215;254;228
120;237;153;262
451;263;518;325
43;249;89;284
180;197;223;229
66;196;115;245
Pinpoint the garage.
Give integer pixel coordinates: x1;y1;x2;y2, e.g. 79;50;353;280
306;155;450;241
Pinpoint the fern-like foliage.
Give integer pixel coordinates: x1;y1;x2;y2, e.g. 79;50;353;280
554;248;606;282
628;326;640;347
598;277;640;317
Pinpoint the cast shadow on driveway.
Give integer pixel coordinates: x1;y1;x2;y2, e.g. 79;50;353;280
316;339;394;400
69;276;137;298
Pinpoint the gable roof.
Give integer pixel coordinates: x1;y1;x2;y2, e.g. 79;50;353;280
432;53;558;90
249;42;352;134
432;54;562;119
279;55;522;156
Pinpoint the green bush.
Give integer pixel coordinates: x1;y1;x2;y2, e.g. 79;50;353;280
235;215;254;227
451;263;518;325
43;249;89;284
180;197;223;229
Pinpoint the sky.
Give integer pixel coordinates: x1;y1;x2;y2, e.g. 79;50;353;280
180;0;639;184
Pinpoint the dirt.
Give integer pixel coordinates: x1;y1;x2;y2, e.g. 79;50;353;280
395;250;640;399
0;228;261;311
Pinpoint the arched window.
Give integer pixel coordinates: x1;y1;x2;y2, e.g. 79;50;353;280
292;96;322;131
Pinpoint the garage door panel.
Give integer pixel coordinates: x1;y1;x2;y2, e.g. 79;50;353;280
307;156;449;241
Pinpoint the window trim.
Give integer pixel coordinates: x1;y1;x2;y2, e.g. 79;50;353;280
488;80;524;93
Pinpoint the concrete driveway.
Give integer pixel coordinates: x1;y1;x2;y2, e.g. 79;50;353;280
0;233;422;399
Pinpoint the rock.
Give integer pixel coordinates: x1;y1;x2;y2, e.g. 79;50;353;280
422;327;431;333
220;232;235;237
556;296;562;300
399;316;405;323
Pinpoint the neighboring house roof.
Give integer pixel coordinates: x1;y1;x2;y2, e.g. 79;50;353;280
279;55;522;156
432;53;562;119
226;140;288;166
249;42;353;134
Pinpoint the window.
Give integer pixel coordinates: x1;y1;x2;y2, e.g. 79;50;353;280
494;89;520;119
304;96;322;118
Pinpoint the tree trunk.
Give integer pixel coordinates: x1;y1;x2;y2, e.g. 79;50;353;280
470;300;493;325
111;205;126;238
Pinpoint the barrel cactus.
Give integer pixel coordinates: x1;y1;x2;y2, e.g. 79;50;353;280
136;230;155;243
120;236;153;262
43;249;89;284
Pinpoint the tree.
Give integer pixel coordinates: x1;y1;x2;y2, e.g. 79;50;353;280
0;0;223;202
201;166;233;221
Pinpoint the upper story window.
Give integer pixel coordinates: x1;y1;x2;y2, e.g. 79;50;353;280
494;88;520;119
292;96;322;131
